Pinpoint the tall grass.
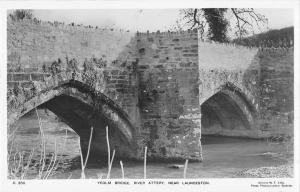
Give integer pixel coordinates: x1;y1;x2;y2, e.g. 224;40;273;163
36;108;59;179
8;108;60;179
8;149;35;179
36;108;46;179
44;139;58;179
20;148;34;179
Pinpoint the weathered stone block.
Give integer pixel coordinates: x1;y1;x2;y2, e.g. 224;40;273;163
13;73;31;81
30;73;46;81
24;67;39;73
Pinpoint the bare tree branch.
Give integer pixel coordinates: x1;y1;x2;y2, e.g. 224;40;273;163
231;8;267;38
177;8;268;41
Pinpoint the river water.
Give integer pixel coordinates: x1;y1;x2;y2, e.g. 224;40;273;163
8;115;291;179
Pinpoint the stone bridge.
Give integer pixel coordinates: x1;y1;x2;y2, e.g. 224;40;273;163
7;18;294;161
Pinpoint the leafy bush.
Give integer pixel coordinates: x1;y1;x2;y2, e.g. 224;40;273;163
9;10;33;20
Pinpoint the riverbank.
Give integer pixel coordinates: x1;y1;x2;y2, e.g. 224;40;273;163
8;116;293;179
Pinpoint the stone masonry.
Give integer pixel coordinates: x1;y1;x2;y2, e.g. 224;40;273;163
7;18;294;161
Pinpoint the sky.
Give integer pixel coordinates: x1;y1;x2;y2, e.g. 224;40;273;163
32;9;294;34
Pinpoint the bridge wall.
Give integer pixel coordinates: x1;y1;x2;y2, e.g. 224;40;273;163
7;18;139;127
132;32;201;160
257;48;294;137
7;18;134;71
7;19;141;159
7;18;294;161
198;41;294;138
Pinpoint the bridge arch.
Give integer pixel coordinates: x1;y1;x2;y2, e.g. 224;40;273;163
8;73;137;160
200;82;257;137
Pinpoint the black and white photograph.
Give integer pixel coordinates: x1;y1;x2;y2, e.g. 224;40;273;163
0;0;299;191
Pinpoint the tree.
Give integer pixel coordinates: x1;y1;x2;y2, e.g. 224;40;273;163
178;8;268;42
9;9;33;20
232;26;294;47
202;9;228;42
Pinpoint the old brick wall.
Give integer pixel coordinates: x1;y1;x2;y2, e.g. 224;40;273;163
7;18;140;127
257;48;294;137
7;17;138;118
7;18;133;70
132;31;201;160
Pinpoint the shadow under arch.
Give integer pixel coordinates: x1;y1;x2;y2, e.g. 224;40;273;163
8;79;137;160
201;82;256;136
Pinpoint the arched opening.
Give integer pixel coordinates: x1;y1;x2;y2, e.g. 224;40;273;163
40;94;135;160
201;85;255;137
8;81;136;171
11;108;82;170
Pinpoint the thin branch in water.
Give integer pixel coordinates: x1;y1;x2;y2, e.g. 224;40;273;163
78;139;85;179
144;146;147;179
84;127;93;168
120;161;124;179
68;173;73;179
107;149;115;179
106;126;110;172
78;126;94;179
105;126;117;179
183;159;189;179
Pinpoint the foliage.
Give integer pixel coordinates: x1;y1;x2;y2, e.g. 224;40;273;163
232;26;294;47
178;8;268;41
66;57;79;73
203;9;228;42
82;57;107;90
9;10;33;20
50;59;62;75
